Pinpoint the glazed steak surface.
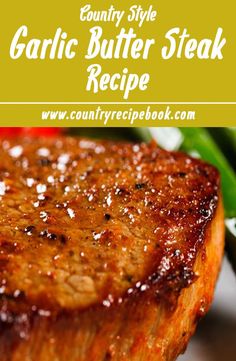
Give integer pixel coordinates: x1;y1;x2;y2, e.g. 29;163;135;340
0;137;224;361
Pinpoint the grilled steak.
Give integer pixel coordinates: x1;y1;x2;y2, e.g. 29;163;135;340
0;137;224;361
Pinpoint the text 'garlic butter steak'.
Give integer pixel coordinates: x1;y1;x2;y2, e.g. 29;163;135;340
0;137;224;361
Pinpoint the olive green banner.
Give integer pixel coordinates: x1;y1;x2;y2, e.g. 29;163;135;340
0;0;235;125
0;104;235;127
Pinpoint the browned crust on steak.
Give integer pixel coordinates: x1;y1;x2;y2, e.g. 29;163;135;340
0;198;224;361
0;137;224;360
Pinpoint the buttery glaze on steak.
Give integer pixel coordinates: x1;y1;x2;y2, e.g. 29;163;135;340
0;137;224;361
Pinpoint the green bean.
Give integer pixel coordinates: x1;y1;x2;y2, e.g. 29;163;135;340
208;128;236;170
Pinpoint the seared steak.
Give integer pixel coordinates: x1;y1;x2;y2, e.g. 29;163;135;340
0;137;224;361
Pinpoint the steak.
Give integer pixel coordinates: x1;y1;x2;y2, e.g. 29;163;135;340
0;137;224;361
